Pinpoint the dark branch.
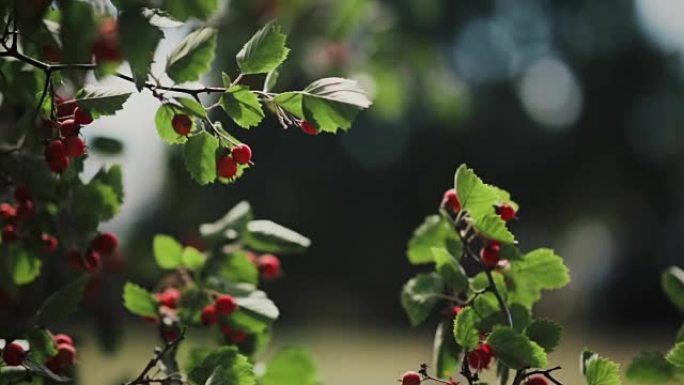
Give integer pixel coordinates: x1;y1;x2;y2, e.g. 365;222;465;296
123;329;186;385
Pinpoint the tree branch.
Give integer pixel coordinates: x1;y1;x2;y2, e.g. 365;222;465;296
124;329;186;385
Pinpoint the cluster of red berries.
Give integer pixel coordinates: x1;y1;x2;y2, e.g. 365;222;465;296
200;294;248;344
467;342;494;371
68;232;118;273
0;185;58;253
92;18;121;63
217;144;252;180
248;252;282;280
45;333;77;374
44;97;93;173
150;287;183;342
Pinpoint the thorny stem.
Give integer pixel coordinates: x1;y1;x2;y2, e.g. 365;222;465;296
123;328;186;385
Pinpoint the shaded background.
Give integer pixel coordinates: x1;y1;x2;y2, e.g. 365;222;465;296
74;0;684;383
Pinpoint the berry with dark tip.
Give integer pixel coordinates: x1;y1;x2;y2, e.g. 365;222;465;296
156;288;181;308
59;119;79;137
201;304;218;325
171;114;192;136
300;121;319;135
215;294;238;316
496;203;516;222
231;144;252;165
257;254;281;280
74;107;93;125
2;225;17;243
442;189;461;213
230;330;248;344
84;249;101;273
42;233;59;253
467;344;494;370
55;343;76;367
63;136;86;158
91;232;118;254
2;342;25;366
401;371;421;385
481;241;501;269
217;156;238;179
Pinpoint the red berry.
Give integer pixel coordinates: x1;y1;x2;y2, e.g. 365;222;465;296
2;342;25;366
53;334;73;346
401;371;421;385
480;241;501;269
230;330;248;344
526;377;548;385
55;343;76;367
73;107;93;125
59;118;79;137
467;345;493;370
0;203;17;221
220;324;233;336
84;249;101;273
56;99;77;118
451;305;462;318
67;251;83;271
2;225;17;243
231;144;252;165
214;294;238;316
201;304;218;325
496;203;516;222
161;328;180;343
48;156;70;173
92;18;121;63
300;121;319;135
16;200;33;220
257;254;281;280
42;233;59;253
13;185;31;203
46;357;61;373
45;140;66;160
91;232;118;254
217;156;238;179
157;288;181;308
171;114;192;136
63;136;86;158
442;189;461;213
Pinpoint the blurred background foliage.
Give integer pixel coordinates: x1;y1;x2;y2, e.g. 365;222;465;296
31;0;684;381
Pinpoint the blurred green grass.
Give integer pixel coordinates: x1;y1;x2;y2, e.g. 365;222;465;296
75;323;672;385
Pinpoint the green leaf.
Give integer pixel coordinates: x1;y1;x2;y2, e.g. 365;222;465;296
662;266;684;313
204;365;225;385
34;274;89;327
676;324;684;343
22;358;70;383
153;234;184;269
164;0;218;21
60;0;96;65
166;28;217;83
666;342;684;368
400;272;444;326
120;8;163;90
243;220;311;254
199;201;253;239
509;303;532;332
220;85;265;129
27;329;57;362
471;213;515;244
236;22;289;75
407;215;459;265
183;131;219;185
9;247;42;285
155;103;189;144
585;356;622;385
432;247;468;293
524;319;562;353
236;290;279;321
177;96;208;118
187;347;254;385
274;77;372;134
218;252;259;285
71;182;120;230
262;347;319;385
75;86;132;118
453;307;479;350
142;8;184;28
454;164;516;220
626;352;676;383
512;249;570;290
182;247;206;271
433;320;461;378
486;327;548;370
92;165;124;204
122;282;158;318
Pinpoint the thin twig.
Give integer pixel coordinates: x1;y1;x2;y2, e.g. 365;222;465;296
123;329;186;385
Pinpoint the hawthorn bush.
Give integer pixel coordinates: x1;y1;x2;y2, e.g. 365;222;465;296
398;165;684;385
0;0;370;384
